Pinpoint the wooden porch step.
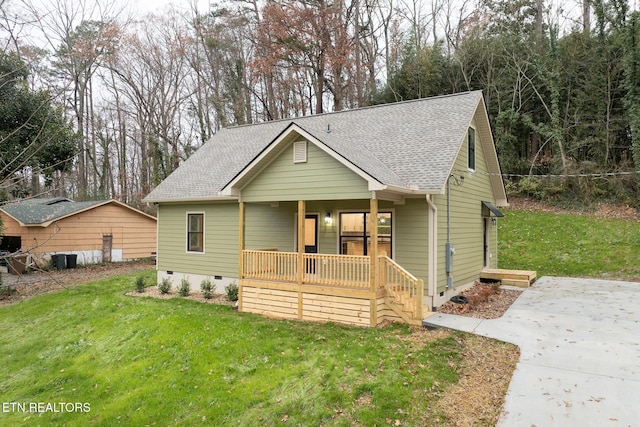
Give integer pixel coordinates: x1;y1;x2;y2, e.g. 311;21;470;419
387;285;415;311
480;268;537;288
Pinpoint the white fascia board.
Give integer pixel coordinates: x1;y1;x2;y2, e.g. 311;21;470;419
377;183;438;195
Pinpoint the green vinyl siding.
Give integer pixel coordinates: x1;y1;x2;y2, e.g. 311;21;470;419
434;121;499;293
393;198;429;284
241;141;371;202
157;202;239;277
245;202;297;251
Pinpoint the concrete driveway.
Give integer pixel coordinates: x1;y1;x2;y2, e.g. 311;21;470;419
424;276;640;426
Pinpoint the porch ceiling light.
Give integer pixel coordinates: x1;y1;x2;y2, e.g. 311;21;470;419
324;212;332;225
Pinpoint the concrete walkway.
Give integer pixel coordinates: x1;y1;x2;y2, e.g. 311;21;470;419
424;276;640;426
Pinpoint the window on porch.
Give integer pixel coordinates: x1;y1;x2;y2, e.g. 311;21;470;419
339;212;392;257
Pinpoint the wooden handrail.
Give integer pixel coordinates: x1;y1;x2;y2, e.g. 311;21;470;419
379;255;423;320
242;250;370;288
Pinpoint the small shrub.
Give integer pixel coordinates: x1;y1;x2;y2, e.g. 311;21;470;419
178;278;191;297
135;276;146;293
158;277;172;294
225;281;238;302
200;278;215;299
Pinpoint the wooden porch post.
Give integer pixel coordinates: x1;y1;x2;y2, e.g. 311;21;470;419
297;200;305;319
238;201;245;311
369;197;379;326
369;197;379;291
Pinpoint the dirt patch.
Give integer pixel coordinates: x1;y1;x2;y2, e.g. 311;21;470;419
0;260;154;305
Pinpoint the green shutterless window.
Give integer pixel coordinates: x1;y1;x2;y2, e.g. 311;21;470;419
187;213;204;252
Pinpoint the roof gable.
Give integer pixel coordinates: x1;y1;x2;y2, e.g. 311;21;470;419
144;91;506;203
222;123;391;197
238;131;375;202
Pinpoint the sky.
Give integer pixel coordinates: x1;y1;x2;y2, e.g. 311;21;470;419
129;0;212;15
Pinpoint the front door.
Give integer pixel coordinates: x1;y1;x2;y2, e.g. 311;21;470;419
304;214;318;273
304;214;318;254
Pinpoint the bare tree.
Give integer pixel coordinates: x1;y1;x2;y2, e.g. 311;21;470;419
22;0;125;198
106;11;194;198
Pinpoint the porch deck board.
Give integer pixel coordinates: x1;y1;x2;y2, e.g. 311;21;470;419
303;294;370;326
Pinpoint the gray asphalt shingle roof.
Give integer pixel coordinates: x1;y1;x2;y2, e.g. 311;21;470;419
1;198;105;225
144;91;484;202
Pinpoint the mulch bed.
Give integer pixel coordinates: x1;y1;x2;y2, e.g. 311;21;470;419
437;281;524;319
126;286;236;307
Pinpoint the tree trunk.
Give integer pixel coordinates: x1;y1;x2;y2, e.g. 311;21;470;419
583;0;591;34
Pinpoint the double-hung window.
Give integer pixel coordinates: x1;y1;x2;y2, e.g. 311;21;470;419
187;213;204;252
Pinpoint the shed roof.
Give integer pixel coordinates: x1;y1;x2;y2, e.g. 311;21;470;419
0;198;156;227
144;91;506;203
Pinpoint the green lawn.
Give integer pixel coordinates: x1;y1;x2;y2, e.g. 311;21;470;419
0;270;468;426
499;208;640;278
3;206;629;425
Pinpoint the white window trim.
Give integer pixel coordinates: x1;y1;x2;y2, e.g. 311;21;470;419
186;211;206;254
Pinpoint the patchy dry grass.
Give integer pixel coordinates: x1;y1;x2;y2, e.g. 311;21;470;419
424;333;520;426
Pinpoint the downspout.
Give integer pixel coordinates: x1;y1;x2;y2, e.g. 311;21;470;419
445;175;454;289
426;195;437;310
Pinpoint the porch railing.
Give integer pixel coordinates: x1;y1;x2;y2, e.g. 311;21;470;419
242;250;423;321
242;250;298;282
304;253;369;288
242;250;370;288
379;255;423;320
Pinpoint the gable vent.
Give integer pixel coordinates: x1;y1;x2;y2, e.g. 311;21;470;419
293;140;307;163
